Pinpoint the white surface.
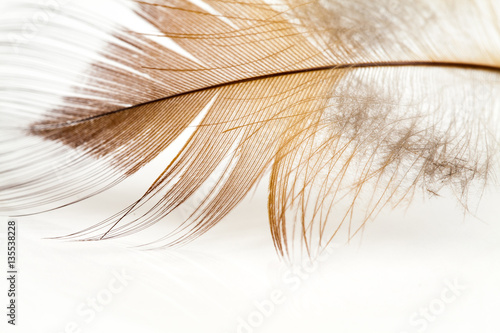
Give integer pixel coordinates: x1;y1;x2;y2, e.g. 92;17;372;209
1;184;500;333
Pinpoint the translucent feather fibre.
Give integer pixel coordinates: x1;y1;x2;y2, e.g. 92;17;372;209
0;0;499;257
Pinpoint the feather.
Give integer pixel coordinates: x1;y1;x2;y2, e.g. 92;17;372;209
1;0;499;258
